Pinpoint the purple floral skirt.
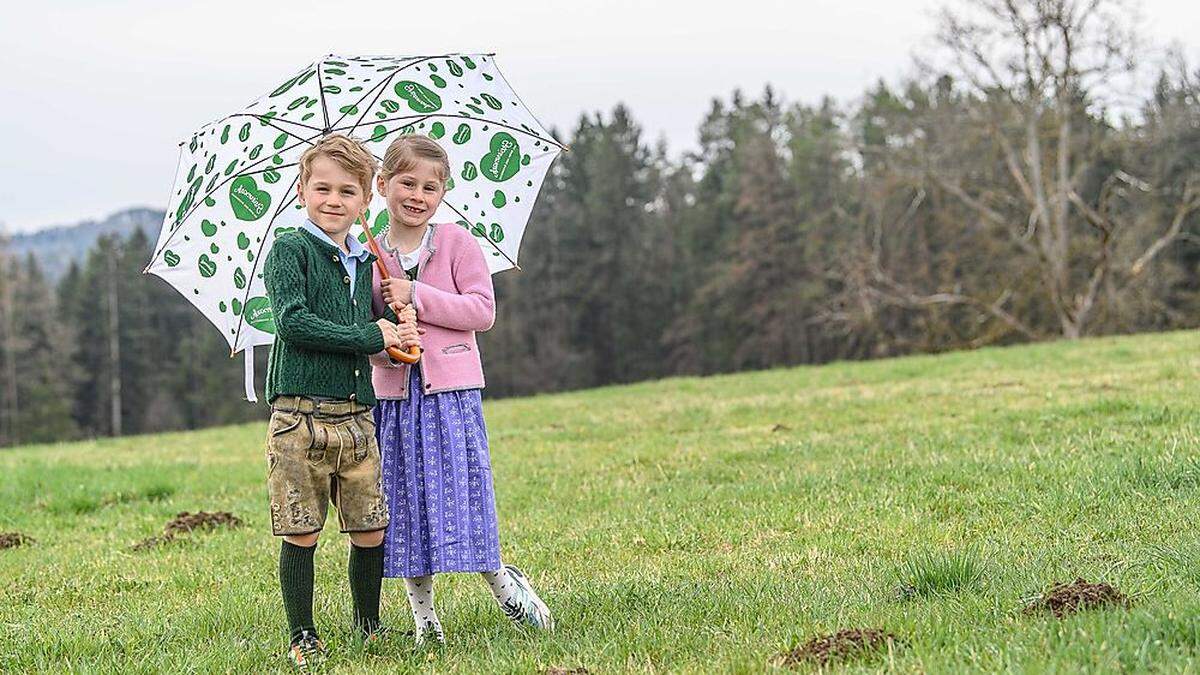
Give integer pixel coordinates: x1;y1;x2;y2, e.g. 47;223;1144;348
375;367;502;577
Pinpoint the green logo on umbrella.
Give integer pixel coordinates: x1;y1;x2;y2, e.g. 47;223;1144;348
244;296;275;334
230;176;272;221
394;81;441;113
481;132;520;182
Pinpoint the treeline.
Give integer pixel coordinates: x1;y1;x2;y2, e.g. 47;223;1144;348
1;0;1198;446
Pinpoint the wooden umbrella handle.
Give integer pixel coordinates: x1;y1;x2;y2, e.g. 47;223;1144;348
360;213;421;364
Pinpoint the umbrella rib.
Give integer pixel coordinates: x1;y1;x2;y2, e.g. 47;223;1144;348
316;60;332;131
441;201;519;270
226;113;325;134
232;175;301;351
151;131;323;261
332;114;567;150
491;58;567;151
333;55;441;136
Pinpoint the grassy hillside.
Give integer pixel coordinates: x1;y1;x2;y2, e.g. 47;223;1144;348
2;331;1200;673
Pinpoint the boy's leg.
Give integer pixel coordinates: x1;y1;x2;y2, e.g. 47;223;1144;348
334;409;391;637
347;530;385;636
280;534;320;644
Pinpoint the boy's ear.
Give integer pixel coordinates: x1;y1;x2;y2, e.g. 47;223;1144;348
295;180;305;205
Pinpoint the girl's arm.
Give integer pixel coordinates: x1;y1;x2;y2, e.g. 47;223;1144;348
264;238;385;355
412;242;495;331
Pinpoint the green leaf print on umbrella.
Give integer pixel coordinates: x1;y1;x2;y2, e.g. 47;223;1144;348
201;219;218;237
249;144;263;160
446;60;463;77
210;243;220;254
470;222;487;237
234;267;247;289
491;190;506;208
461;162;478;181
489;223;504;242
429;122;445;139
237;232;251;250
238;123;251;142
223;159;239;176
270;69;312;97
231;297;242;315
480;132;521;182
229;176;272;221
394;81;441;113
273;133;288;150
371;125;388;142
163;250;180;267
480;93;502;110
461;56;477;69
452;124;471;145
176;176;204;224
244;296;275;334
198;254;217;278
381;99;400;113
338;104;358;115
220;125;231;144
205;155;217;174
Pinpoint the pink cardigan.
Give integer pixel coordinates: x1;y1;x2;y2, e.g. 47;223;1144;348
369;223;496;399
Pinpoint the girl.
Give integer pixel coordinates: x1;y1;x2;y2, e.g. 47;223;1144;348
369;135;552;645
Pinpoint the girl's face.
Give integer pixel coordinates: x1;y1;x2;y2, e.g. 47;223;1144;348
377;159;446;229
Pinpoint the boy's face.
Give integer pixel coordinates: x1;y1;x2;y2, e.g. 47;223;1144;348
377;159;446;229
297;156;369;243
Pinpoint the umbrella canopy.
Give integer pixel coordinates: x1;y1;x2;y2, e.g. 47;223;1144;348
146;53;564;358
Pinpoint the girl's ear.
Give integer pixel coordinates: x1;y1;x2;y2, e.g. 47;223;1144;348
376;173;388;195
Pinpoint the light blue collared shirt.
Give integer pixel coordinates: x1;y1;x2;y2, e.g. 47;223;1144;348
301;220;372;295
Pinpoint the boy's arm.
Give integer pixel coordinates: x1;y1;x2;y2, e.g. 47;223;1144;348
412;244;495;332
264;239;385;355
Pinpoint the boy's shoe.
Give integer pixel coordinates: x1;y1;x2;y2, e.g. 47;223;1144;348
286;630;327;672
499;564;554;631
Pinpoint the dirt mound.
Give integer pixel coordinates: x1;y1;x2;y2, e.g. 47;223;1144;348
772;628;899;667
0;532;34;550
133;511;242;550
1025;578;1130;617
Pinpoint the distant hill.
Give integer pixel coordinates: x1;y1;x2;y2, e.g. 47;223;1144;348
7;207;165;281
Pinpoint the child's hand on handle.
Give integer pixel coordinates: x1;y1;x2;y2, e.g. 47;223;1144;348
381;277;413;306
375;318;403;350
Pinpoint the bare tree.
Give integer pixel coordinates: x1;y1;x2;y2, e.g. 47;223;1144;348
923;0;1200;338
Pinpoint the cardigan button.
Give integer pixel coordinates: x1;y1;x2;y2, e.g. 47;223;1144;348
349;393;357;401
331;254;338;262
354;369;360;377
343;276;351;284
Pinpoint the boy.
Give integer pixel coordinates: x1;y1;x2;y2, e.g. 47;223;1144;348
262;134;418;669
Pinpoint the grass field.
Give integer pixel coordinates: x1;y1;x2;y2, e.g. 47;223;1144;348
3;330;1200;673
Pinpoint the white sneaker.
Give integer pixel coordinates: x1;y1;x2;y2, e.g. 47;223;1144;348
499;564;554;631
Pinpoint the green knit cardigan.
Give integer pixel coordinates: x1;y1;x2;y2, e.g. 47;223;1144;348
263;228;394;406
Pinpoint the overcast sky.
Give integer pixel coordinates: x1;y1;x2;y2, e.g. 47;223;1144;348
2;0;1197;233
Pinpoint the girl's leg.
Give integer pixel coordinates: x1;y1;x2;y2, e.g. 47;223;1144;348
480;565;553;630
403;575;445;643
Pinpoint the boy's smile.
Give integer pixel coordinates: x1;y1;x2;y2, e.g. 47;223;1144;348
297;156;369;249
377;160;446;230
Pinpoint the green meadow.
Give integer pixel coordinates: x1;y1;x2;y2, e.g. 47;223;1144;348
3;331;1200;673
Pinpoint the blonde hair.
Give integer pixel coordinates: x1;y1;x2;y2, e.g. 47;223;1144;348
298;134;378;195
381;135;451;184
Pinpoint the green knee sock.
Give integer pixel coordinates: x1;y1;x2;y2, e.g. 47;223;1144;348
348;542;384;635
279;540;317;644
